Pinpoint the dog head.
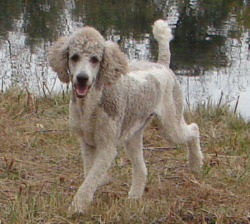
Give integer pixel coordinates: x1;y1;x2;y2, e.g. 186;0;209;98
48;27;128;98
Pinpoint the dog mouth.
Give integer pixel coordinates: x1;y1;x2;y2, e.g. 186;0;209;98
74;83;91;98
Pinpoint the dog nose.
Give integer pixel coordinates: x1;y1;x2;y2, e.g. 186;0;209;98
76;73;89;83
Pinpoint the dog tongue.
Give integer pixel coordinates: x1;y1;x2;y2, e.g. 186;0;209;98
76;84;88;96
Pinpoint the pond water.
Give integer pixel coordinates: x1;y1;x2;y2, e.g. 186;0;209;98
0;0;249;119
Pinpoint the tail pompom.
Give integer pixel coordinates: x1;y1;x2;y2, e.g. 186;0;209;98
152;19;173;43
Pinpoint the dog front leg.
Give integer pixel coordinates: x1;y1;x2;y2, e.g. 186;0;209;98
124;131;147;199
70;144;117;213
78;138;96;178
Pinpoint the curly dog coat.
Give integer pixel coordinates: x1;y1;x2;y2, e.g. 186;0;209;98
48;20;203;213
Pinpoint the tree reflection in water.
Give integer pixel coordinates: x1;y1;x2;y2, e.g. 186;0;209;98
0;0;249;118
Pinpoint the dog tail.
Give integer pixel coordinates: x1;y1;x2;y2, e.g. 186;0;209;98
152;19;173;66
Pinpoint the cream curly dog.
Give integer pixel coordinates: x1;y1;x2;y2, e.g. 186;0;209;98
48;20;203;213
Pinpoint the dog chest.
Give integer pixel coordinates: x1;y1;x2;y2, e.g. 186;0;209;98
69;98;98;146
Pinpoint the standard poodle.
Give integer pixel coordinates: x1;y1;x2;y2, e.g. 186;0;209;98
48;19;203;213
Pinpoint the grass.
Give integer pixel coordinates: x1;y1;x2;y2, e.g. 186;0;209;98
0;88;249;224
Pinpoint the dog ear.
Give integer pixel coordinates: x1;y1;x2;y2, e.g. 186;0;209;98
48;36;70;83
98;41;128;86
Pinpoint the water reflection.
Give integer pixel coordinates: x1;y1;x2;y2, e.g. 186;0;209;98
0;0;249;119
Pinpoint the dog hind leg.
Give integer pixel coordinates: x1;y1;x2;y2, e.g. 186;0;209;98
156;81;203;172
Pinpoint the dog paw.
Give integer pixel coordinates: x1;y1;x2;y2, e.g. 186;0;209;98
189;159;204;173
69;199;85;214
100;174;113;186
69;193;92;214
128;189;144;199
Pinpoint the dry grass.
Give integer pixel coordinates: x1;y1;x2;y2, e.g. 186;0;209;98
0;89;249;224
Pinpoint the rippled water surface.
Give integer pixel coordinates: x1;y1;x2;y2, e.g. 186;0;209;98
0;0;249;119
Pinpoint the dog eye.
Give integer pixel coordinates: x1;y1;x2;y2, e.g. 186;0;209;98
90;56;99;64
70;54;79;62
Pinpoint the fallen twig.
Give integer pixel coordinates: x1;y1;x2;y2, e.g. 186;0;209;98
204;153;241;158
201;209;250;223
101;190;127;195
164;176;184;180
143;146;177;151
26;129;72;134
184;175;237;197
